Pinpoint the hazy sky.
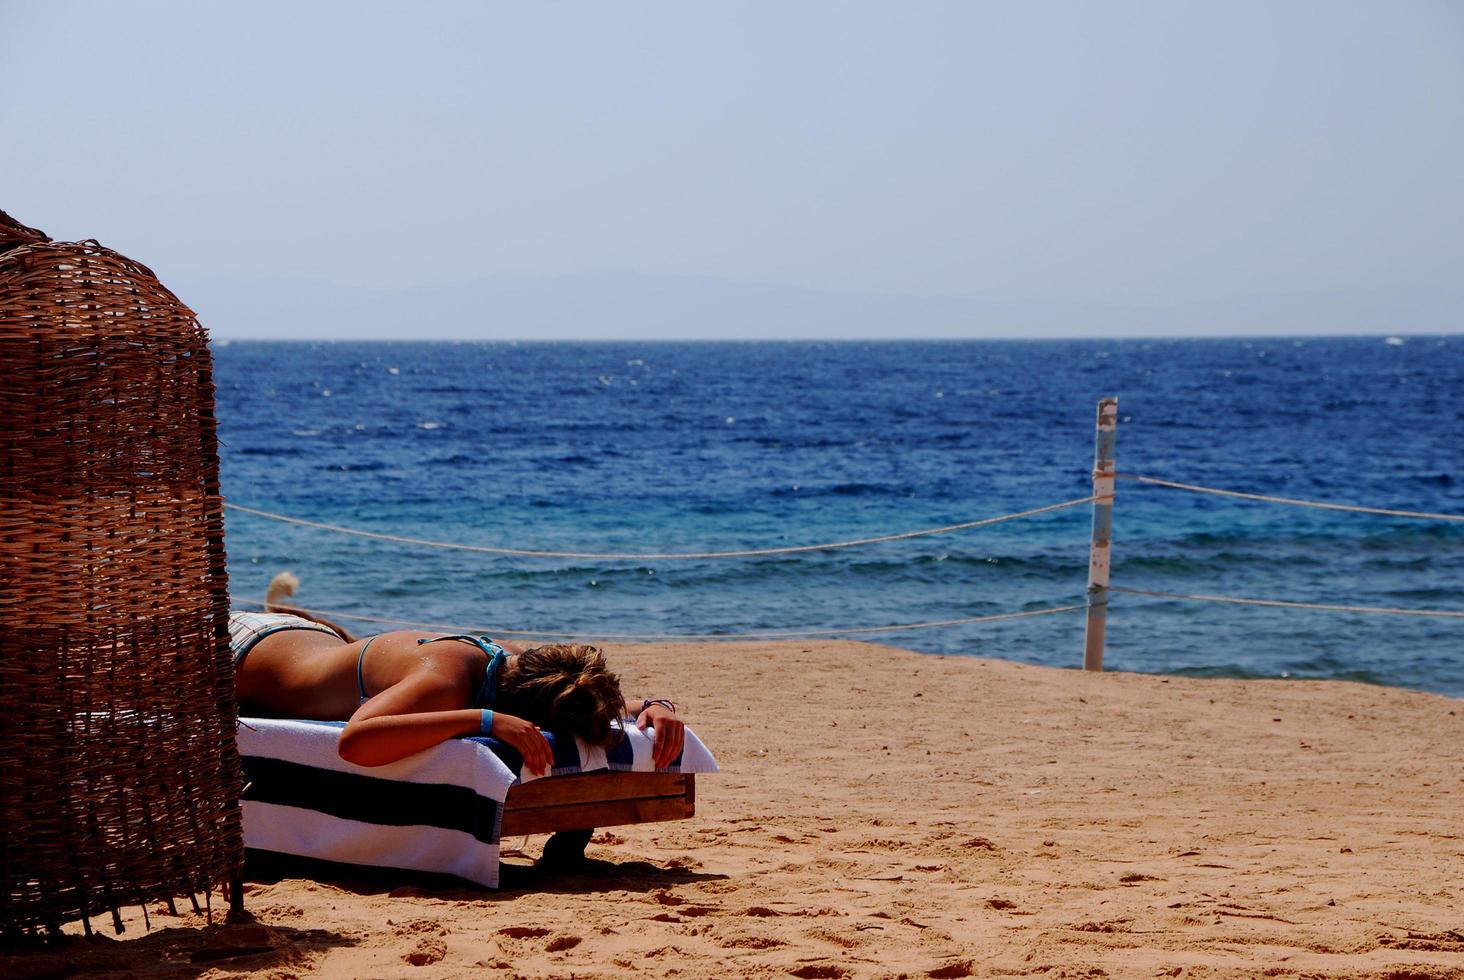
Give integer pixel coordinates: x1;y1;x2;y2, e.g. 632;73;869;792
3;1;1462;338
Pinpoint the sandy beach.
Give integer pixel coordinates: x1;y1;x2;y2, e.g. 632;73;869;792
10;641;1463;979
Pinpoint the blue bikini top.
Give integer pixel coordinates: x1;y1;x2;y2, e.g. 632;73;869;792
418;634;507;709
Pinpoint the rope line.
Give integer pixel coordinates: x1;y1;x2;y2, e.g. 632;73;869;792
223;496;1096;560
1117;474;1464;522
229;597;1087;641
1111;586;1464;619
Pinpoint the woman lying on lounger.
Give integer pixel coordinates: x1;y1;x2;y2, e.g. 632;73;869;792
228;586;684;774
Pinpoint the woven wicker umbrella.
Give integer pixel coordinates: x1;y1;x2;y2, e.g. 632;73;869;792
0;210;243;934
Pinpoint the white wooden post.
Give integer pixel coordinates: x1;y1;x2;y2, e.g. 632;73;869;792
1083;397;1118;671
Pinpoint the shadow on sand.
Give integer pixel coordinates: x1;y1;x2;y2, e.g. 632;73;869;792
245;849;727;901
1;914;357;980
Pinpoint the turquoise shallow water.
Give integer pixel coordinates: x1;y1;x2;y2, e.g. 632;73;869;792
214;338;1464;695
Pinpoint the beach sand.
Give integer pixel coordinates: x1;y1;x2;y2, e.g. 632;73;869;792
9;641;1463;979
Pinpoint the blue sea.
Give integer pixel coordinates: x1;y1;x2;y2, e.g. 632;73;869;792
214;338;1464;696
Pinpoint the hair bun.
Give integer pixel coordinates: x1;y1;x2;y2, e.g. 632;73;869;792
498;643;626;748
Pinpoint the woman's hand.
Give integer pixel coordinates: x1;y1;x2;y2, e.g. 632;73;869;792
492;712;554;776
636;703;685;768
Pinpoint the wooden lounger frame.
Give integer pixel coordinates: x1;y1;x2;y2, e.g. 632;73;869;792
501;771;696;836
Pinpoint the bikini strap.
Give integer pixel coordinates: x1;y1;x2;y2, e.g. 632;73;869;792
355;635;379;704
418;634;507;710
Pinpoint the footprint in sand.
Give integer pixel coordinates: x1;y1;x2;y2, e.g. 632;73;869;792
802;926;864;949
257;904;305;918
402;936;446;966
494;925;581;955
394;920;448;967
676;905;720;918
718;934;786;949
788;966;849;980
852;837;909;850
1377;930;1464;952
1071;918;1134;933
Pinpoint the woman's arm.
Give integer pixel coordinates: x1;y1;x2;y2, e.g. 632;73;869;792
337;706;482;766
337;664;553;772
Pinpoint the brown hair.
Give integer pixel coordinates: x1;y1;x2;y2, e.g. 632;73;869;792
498;644;627;747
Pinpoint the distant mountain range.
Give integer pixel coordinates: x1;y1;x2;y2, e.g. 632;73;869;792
181;270;1462;340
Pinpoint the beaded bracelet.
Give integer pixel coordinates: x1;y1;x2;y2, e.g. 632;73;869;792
640;698;677;715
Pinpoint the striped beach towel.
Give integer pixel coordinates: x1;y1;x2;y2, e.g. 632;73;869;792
238;718;718;888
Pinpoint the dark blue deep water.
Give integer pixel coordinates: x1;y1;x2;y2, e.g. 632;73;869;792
215;338;1464;696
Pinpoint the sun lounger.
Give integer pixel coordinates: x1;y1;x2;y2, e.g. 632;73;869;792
236;718;717;888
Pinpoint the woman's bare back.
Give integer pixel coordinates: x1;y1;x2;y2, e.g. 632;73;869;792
236;629;501;721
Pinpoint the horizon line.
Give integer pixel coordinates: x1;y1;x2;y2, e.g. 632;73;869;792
209;331;1460;344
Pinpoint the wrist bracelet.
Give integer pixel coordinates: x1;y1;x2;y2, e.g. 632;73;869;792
479;709;494;735
640;698;677;715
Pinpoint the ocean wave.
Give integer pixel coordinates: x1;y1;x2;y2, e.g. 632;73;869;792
1378;587;1464;603
1157;661;1393;687
732;436;852;450
424;453;477;467
766;481;893;498
1359;556;1438;571
1165;664;1286;681
1115;550;1326;574
313;460;392;473
236;446;305;457
1159;526;1464;549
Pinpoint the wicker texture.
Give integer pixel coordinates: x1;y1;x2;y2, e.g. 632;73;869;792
0;220;243;933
